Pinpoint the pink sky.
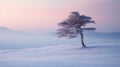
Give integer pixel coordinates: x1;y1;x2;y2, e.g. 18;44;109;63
0;0;120;32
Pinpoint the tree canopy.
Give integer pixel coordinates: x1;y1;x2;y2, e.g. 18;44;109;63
56;11;96;47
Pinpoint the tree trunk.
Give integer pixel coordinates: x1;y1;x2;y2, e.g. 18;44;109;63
80;31;86;48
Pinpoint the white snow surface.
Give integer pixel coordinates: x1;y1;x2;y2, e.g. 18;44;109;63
0;43;120;67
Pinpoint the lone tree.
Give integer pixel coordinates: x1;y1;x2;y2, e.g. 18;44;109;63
56;12;96;48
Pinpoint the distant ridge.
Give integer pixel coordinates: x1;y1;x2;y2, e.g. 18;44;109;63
84;31;120;39
0;26;119;38
0;26;12;31
0;26;21;34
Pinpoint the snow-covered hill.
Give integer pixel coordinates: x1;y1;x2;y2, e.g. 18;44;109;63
0;43;120;67
0;27;120;67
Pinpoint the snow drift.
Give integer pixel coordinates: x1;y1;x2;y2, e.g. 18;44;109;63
0;43;120;67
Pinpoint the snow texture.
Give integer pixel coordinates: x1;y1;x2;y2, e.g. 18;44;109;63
0;42;120;67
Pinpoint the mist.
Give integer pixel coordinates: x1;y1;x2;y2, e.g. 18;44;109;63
0;28;80;49
0;28;119;50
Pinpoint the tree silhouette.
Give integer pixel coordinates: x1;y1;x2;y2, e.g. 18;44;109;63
56;12;96;48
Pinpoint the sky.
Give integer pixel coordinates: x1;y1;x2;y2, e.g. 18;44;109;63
0;0;120;32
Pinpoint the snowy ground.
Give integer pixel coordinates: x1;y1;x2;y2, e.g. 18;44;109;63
0;42;120;67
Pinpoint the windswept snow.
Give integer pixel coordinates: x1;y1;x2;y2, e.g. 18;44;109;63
0;42;120;67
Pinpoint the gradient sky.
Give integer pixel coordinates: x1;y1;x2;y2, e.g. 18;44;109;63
0;0;120;32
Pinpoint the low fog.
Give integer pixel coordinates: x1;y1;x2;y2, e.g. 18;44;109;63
0;27;80;49
0;27;120;49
